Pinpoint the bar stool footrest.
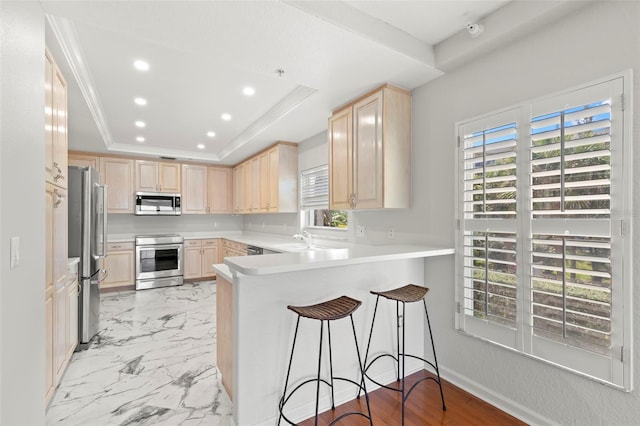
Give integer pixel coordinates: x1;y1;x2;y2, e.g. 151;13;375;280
279;376;370;425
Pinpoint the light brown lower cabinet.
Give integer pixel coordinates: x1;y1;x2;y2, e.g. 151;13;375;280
184;239;220;280
222;239;247;258
102;242;135;290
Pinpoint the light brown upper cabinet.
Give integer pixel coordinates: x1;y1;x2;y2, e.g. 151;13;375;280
182;164;232;214
232;163;245;214
45;49;68;189
329;84;411;210
68;153;99;170
100;157;135;213
208;166;232;214
135;160;181;193
181;164;208;214
232;142;298;215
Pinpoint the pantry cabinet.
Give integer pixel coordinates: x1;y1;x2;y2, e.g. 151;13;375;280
45;49;68;189
45;183;68;405
100;157;135;213
136;160;181;193
329;84;411;210
184;239;220;280
102;242;135;289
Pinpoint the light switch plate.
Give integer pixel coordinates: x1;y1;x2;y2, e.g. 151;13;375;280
356;225;365;238
10;236;19;269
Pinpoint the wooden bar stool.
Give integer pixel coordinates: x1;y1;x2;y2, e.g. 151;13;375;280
278;296;373;426
360;284;446;425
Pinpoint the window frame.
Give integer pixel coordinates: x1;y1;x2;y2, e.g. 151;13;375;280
299;164;349;234
454;71;633;390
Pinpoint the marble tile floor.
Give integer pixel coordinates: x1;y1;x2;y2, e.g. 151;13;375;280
46;281;234;426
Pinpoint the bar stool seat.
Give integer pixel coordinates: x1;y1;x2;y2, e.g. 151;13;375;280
361;283;446;426
288;295;361;320
278;296;372;426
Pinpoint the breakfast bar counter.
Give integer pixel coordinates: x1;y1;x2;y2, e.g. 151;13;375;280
213;244;454;425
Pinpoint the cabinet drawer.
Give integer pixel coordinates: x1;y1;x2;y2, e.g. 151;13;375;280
202;239;218;247
107;242;134;251
184;239;203;248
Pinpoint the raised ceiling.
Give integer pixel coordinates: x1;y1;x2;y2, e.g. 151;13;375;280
42;0;511;165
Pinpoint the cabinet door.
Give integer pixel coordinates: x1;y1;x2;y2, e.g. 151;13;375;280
243;163;252;213
353;92;383;209
250;157;260;212
136;160;158;192
268;147;280;212
45;51;55;184
102;248;135;289
234;164;245;214
208;167;231;214
328;107;353;210
45;288;54;403
182;165;208;214
54;279;67;382
259;152;270;212
53;187;68;289
66;278;78;359
100;157;135;213
68;153;99;170
201;240;218;277
52;65;68;189
159;162;181;193
184;245;203;280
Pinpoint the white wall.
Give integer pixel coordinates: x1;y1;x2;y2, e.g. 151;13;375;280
297;1;640;423
0;2;46;424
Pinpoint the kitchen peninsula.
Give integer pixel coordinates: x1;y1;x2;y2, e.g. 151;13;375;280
214;244;454;425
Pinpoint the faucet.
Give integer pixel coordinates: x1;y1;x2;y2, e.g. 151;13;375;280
293;230;313;248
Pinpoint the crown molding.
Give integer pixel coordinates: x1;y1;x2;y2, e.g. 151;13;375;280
46;14;114;147
107;143;222;162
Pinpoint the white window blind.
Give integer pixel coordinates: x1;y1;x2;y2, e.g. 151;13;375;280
300;165;329;209
456;74;632;389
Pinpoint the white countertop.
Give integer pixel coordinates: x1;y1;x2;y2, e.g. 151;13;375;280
222;244;454;275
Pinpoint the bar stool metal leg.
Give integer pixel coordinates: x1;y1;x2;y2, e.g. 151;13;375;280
278;316;301;426
327;321;336;410
314;320;323;425
424;299;446;411
349;314;373;424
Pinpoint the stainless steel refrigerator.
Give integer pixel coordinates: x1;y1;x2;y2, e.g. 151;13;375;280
68;166;107;345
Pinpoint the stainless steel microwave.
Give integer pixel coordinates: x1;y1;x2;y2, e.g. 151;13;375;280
135;192;181;216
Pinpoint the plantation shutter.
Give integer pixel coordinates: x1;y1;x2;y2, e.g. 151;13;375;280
527;78;624;384
458;108;521;349
300;165;329;209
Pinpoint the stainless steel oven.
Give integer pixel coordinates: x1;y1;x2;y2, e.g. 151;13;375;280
135;234;184;290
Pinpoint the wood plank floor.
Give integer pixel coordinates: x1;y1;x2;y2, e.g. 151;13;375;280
298;370;526;426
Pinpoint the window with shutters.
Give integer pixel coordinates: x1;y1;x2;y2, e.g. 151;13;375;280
455;73;632;390
300;165;348;230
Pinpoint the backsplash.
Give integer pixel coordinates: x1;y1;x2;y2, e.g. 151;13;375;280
242;213;299;236
107;214;242;235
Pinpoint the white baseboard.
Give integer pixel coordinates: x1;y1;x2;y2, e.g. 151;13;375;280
439;366;555;426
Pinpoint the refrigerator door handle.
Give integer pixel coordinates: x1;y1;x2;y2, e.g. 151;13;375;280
96;184;108;258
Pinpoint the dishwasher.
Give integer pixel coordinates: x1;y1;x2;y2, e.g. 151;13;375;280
247;245;279;255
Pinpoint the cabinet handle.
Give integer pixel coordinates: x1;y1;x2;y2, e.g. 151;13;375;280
53;189;64;207
53;162;62;174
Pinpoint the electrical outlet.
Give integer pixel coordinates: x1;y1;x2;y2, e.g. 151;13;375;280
262;222;265;229
388;227;395;240
214;221;218;228
356;225;365;238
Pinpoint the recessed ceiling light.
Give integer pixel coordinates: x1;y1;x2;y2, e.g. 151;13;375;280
134;97;147;106
136;136;145;142
243;86;255;96
135;121;146;128
207;131;216;138
133;60;149;71
221;113;232;121
197;144;205;149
